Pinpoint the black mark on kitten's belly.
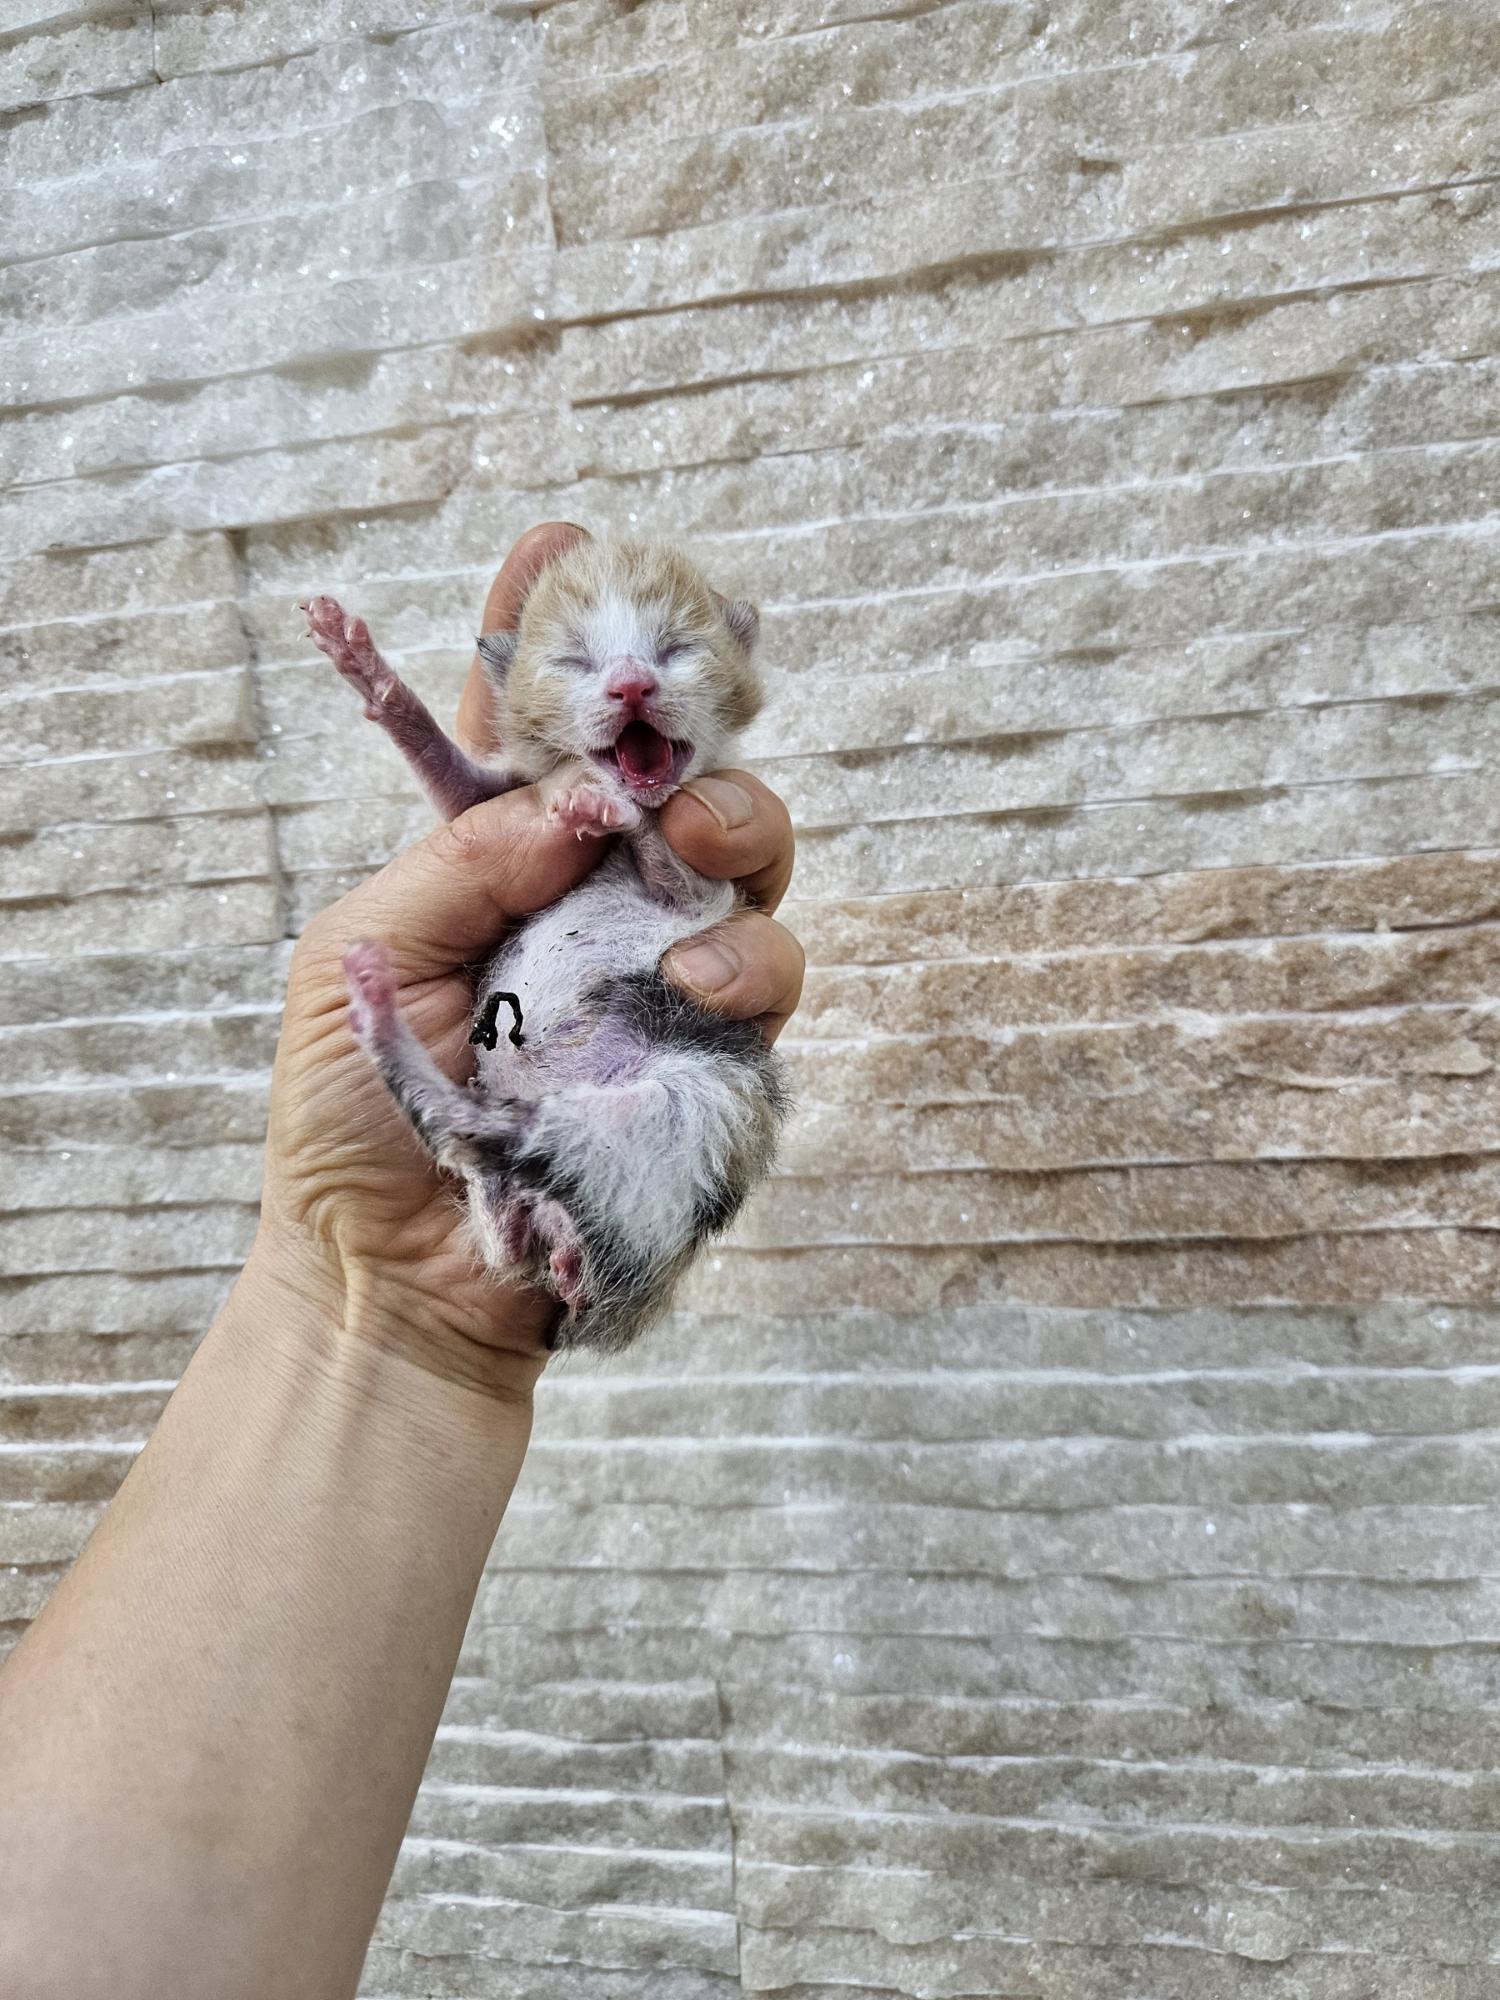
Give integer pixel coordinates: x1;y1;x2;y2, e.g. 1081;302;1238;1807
470;991;525;1050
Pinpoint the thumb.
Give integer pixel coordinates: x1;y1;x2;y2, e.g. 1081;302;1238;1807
309;787;603;978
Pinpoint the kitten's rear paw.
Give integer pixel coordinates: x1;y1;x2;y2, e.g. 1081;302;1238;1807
343;940;397;1050
529;1197;591;1315
302;595;400;719
546;784;640;838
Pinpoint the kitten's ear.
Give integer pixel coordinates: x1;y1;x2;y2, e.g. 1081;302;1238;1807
720;597;760;654
477;629;517;681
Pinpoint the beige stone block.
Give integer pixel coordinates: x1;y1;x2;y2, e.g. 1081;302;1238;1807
152;0;518;80
0;1328;198;1384
571;176;1494;396
0;1007;277;1091
792;926;1500;1036
0;253;551;412
0;1500;102;1564
2;90;546;268
677;1227;1500;1312
0;811;273;901
425;1723;721;1794
0;1382;170;1441
0;1443;145;1505
0;428;486;558
9;342;567;488
4;169;549;342
2;12;536;184
749;689;1500;831
0;9;153;112
0;1077;271;1149
0;601;249;688
0;1268;230;1338
0;744;266;836
0;534;238;630
0;940;287;1025
554;90;1500;321
387;1834;730;1917
273;795;431;875
1;669;256;761
787;778;1500;902
373;1893;737;1976
785;852;1500;967
737;1157;1500;1251
405;1780;727;1857
0;880;281;958
0;1202;256;1277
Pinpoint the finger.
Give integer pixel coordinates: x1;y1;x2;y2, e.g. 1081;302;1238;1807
663;909;805;1043
456;521;592;752
305;785;600;978
657;768;795;913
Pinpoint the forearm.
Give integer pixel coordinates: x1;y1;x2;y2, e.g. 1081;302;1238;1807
0;1232;538;2000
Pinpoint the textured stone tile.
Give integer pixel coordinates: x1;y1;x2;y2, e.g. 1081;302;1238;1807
737;1157;1500;1250
0;255;552;418
0;668;256;760
0;9;154;112
1;96;546;270
3;168;550;342
786;852;1500;965
1;743;267;835
0;811;273;901
388;1834;731;1913
8;341;568;487
0;428;499;557
555;98;1500;321
152;0;512;80
0;1202;257;1277
0;880;282;957
0;13;536;184
550;21;1500;243
0;532;238;628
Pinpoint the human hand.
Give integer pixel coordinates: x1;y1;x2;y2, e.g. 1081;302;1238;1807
255;524;804;1391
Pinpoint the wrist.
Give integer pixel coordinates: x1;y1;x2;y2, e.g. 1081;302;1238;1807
234;1220;548;1421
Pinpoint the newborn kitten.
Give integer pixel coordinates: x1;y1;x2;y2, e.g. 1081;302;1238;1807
303;539;789;1353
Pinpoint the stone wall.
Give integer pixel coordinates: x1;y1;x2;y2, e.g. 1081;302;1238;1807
5;1;1500;1993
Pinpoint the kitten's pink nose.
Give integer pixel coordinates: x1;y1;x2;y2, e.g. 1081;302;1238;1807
606;665;659;706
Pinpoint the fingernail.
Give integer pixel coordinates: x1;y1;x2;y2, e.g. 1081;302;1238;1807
682;777;755;831
668;937;739;994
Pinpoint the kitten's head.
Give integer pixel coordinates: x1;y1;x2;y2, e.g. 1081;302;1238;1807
478;538;761;803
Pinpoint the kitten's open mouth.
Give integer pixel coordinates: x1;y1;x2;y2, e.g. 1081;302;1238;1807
598;719;692;794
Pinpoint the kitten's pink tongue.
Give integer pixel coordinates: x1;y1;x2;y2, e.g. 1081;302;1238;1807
616;720;673;783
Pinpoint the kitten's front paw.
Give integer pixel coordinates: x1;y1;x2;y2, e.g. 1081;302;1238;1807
301;595;399;719
546;784;641;838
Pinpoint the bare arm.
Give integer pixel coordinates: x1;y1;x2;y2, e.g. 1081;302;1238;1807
0;1249;538;2000
0;526;804;2000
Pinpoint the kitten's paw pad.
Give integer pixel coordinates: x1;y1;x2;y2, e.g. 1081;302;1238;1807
303;596;398;716
546;785;638;837
343;940;397;1048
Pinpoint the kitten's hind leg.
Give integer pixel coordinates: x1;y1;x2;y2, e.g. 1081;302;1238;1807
304;596;521;821
343;943;522;1170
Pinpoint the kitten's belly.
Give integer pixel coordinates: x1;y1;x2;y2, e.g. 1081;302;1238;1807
479;853;734;1050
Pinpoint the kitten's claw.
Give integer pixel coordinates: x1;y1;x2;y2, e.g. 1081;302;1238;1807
545;784;640;838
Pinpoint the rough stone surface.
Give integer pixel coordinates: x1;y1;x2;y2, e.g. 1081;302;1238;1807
5;2;1500;1994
